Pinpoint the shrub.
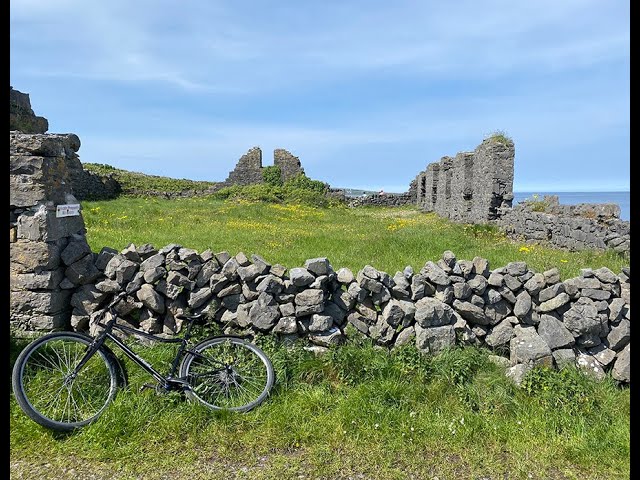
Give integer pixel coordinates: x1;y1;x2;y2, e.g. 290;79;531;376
262;165;283;186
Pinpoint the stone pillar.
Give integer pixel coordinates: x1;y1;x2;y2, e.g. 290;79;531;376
273;148;305;182
469;137;515;223
10;132;99;332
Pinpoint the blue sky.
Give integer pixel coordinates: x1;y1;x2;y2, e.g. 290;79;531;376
10;0;629;193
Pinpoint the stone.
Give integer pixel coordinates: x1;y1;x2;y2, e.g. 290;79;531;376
562;301;601;337
442;250;457;268
136;284;165;314
543;268;561;285
608;298;628;322
498;286;517;304
593;267;618;284
272;316;298;334
606;320;630;351
60;238;92;266
485;289;502;304
302;314;333;333
414;297;455;327
502;274;522;292
523;273;546;295
506;364;533;386
143;266;166;284
484;320;515;348
538;293;571;313
256;275;284;294
509;329;553;366
336;268;355;284
289;267;315;287
382;299;405;327
188;287;213;309
452;282;472;300
94;247;119;271
580;288;611;301
309;327;344;347
9;240;64;273
394;326;416;347
235;252;251;267
467;274;488;295
513;290;532;319
304;257;331;276
537;315;575;350
488;355;510;368
421;261;450;286
270;264;287;278
452;299;489;325
347;312;369;334
472;257;490;277
506;261;527;277
415;324;456;354
484;299;512;325
410;274;435;301
552;349;576;370
217;283;242;297
237;263;264;282
575;352;606;381
104;254;138;284
221;258;239;280
70;284;107;315
250;293;280;331
65;254;101;285
587;344;617;367
487;272;504;287
611;344;630;383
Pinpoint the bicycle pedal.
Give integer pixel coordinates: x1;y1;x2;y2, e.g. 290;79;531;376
139;383;157;392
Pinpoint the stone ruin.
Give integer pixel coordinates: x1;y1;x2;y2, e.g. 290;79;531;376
10;86;49;134
9;87;121;201
403;136;629;256
10;132;100;331
411;137;515;223
222;147;305;186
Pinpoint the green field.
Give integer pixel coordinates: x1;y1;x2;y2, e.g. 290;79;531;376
80;197;628;279
10;197;630;479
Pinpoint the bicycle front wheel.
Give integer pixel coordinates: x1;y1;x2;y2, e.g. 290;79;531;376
179;336;274;412
12;332;120;431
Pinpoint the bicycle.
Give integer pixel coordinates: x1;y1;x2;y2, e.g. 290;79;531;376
11;290;275;432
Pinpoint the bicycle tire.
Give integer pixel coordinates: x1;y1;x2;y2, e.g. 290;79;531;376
179;336;275;412
11;332;121;431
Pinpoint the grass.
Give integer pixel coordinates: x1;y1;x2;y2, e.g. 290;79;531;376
83;163;218;195
80;197;628;279
10;334;630;479
10;198;630;478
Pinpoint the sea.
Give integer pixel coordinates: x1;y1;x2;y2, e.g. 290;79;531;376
340;189;630;222
513;192;630;222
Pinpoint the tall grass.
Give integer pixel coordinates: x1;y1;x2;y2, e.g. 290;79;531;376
10;335;630;479
80;197;628;279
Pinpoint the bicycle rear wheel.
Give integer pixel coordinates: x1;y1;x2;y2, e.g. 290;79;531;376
12;332;120;431
179;336;274;412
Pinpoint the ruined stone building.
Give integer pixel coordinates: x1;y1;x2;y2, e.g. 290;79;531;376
411;137;515;224
222;147;305;186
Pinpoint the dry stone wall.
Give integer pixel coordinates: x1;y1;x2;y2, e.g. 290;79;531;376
347;192;413;207
57;244;630;385
498;195;630;255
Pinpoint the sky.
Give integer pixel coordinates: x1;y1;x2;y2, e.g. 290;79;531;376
10;0;630;193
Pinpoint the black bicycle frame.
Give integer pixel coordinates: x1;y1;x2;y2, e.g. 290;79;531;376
74;306;203;389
